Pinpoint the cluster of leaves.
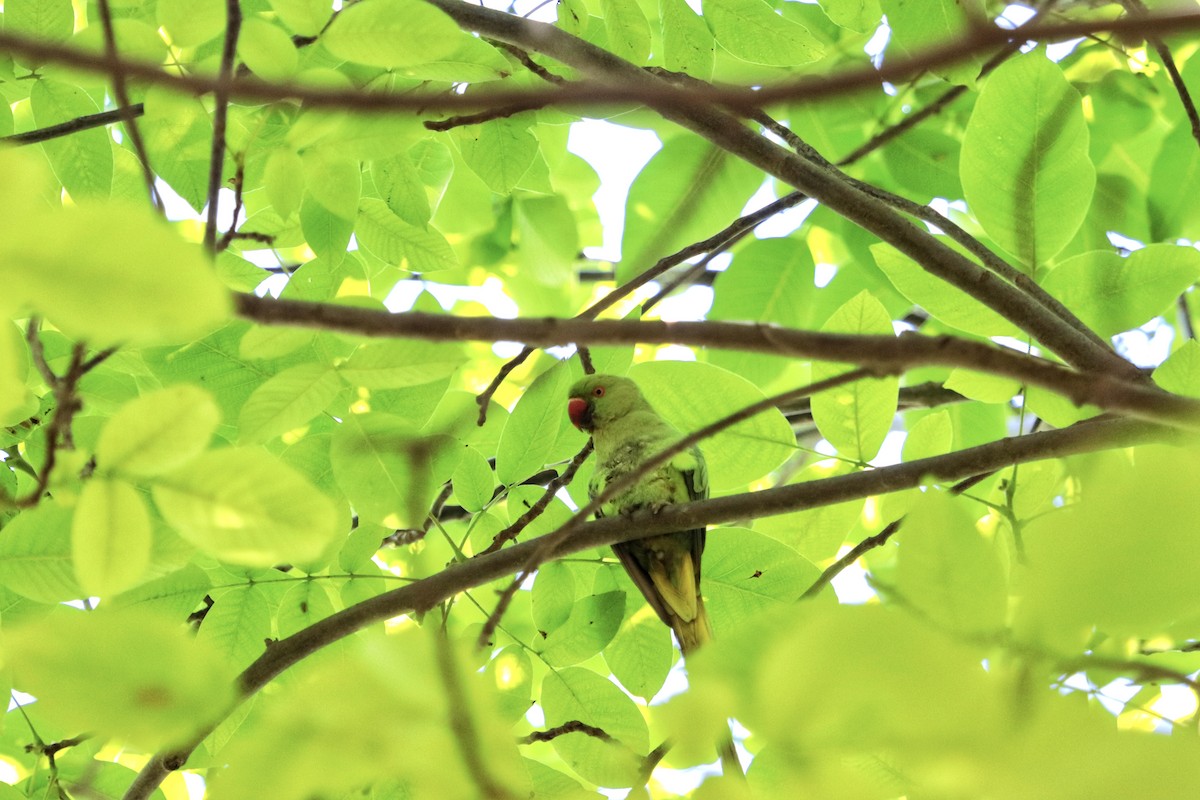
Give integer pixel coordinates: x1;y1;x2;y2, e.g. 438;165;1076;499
1;0;1200;798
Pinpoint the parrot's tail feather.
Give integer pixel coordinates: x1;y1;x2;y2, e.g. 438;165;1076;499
650;550;698;623
717;733;744;778
674;597;714;657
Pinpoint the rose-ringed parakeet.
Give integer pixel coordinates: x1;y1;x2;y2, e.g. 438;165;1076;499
567;373;742;776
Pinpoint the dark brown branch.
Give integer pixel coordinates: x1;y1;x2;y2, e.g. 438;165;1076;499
95;0;160;211
0;11;1194;113
233;297;1198;425
121;414;1173;800
425;105;542;131
215;156;248;253
519;720;614;744
203;0;243;253
1;103;144;145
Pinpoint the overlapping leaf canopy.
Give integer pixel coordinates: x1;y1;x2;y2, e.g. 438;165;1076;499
2;0;1200;798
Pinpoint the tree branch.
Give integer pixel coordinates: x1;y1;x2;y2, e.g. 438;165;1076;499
1;103;144;145
202;0;243;253
233;297;1199;425
0;11;1193;113
120;414;1173;800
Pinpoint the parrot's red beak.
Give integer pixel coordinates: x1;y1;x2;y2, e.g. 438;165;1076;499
568;396;592;431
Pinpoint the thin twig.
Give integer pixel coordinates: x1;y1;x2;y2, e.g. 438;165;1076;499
203;0;243;254
480;441;593;555
519;720;614;744
800;518;904;601
1123;0;1200;147
95;0;160;211
215;155;249;253
1;103;144;145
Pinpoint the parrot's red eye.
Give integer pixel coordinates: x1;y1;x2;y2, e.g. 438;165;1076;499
593;386;605;397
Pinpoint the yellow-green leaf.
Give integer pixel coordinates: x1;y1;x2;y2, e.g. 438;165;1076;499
96;385;220;477
72;478;152;596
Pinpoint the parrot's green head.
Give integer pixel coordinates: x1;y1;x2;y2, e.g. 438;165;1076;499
567;374;646;432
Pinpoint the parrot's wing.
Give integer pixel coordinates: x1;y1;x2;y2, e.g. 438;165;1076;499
681;445;708;584
612;539;677;627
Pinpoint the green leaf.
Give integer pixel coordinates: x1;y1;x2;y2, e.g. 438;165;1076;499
1154;338;1200;398
268;0;333;36
397;36;513;82
140;87;213;213
5;0;73;43
321;0;464;68
3;607;236;748
305;149;362;219
1148;118;1200;241
902;410;953;462
961;54;1095;269
264;148;306;220
157;0;226;46
895;490;1007;634
276;579;336;638
338;339;466;388
944;369;1021;404
238;362;342;444
0;503;83;603
451;444;495;513
709;237;816;327
355;198;459;272
495;360;571;486
1016;445;1200;647
601;0;651;63
661;0;715;78
880;0;984;85
1040;245;1200;337
96;385;221;477
872;241;1019;337
152;448;339;567
300;196;354;261
0;200;230;345
486;645;534;724
881;128;962;201
238;18;298;81
817;0;882;33
197;584;274;670
110;563;212;620
329;412;461;529
71;478;152;596
703;527;819;635
628;360;795;489
373;152;433;227
619;136;762;282
31;80;113;198
704;0;823;67
538;590;625;666
532;560;576;634
810;291;900;462
541;667;649;787
604;610;673;700
455;117;540;195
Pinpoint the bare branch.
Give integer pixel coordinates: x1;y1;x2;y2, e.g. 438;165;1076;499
0;11;1194;113
95;0;160;211
479;441;593;555
800;518;904;601
234;297;1197;425
203;0;243;254
1;103;144;145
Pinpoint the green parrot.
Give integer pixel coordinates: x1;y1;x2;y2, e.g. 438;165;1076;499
567;373;743;776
